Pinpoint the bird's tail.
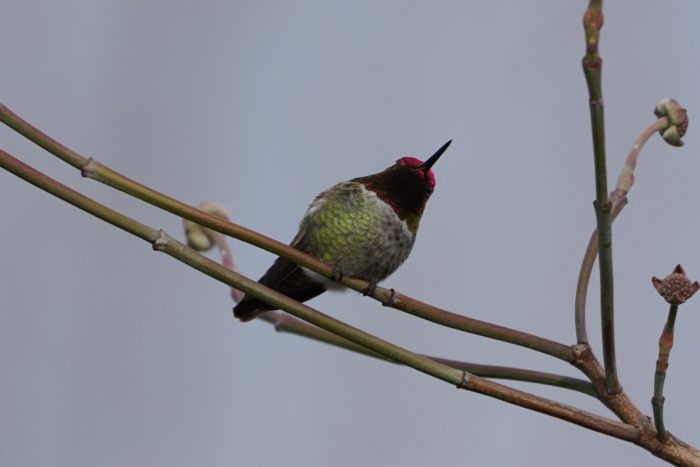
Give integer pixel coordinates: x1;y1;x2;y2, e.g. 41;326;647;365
233;298;271;322
232;266;327;322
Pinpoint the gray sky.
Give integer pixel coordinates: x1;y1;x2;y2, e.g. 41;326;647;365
2;1;700;466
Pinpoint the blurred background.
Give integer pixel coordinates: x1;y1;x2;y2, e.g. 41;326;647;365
1;1;699;466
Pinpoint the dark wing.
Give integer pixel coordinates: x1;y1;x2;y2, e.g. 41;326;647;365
233;223;326;322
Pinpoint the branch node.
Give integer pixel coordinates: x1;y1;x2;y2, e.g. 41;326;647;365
457;371;471;389
593;199;611;215
600;384;624;399
381;288;398;307
81;157;97;178
571;343;592;363
153;229;169;251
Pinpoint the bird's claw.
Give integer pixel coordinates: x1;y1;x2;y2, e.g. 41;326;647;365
362;281;378;296
330;267;344;282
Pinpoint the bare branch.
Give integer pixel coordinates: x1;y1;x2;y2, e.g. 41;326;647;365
260;312;596;396
581;0;620;394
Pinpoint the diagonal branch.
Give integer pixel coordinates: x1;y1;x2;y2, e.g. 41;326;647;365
459;375;638;442
260;312;596;397
581;0;620;394
574;200;625;345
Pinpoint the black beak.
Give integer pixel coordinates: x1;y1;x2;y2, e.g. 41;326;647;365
420;139;452;171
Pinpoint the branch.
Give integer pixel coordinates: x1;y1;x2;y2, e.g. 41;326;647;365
464;371;700;465
376;291;572;361
575;118;667;344
459;375;638;442
652;304;677;442
0;102;573;362
260;312;596;397
582;0;620;394
574;199;625;345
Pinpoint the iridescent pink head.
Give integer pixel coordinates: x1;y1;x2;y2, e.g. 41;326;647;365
395;140;451;191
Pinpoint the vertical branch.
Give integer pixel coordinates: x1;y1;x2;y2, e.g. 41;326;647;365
650;265;699;442
575;118;668;345
652;304;678;441
574;200;625;345
582;0;620;394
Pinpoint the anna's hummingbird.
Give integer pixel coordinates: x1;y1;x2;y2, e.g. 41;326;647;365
233;140;451;322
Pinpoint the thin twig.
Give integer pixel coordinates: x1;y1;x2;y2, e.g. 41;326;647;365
575;118;667;344
611;118;669;201
581;0;620;394
574;200;625;345
260;312;597;397
652;304;678;442
459;375;638;442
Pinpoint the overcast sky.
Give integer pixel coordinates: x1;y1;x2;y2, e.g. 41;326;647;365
2;1;700;466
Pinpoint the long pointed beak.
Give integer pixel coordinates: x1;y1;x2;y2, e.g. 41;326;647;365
421;139;452;171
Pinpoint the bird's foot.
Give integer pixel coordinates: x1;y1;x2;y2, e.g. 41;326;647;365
330;266;344;283
362;281;378;296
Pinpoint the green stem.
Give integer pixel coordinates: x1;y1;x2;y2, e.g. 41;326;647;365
380;291;572;361
582;0;620;394
652;304;678;442
434;359;596;397
574;200;625;345
574;119;666;344
0;151;158;244
261;312;596;397
0;102;574;362
0;148;639;442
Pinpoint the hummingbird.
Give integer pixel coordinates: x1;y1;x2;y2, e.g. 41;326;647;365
233;140;451;322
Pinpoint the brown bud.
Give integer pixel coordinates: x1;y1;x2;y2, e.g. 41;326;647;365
182;202;231;252
652;264;700;305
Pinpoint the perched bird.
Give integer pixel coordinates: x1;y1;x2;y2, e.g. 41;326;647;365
234;140;451;322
